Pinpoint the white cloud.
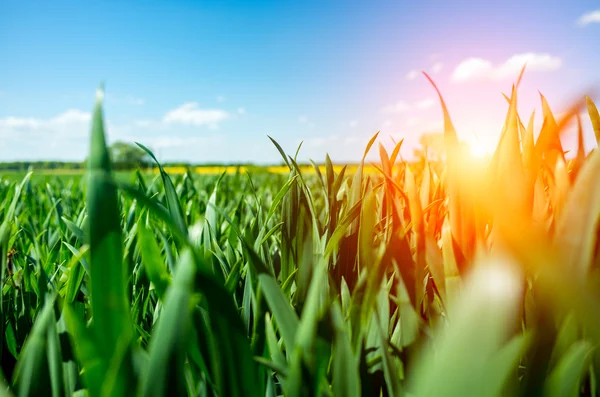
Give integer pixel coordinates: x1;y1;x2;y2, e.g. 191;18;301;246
431;62;443;74
382;119;392;128
298;115;309;123
0;116;41;129
0;104;262;162
452;53;562;82
406;70;419;80
0;109;91;133
237;107;246;115
416;98;435;110
452;58;494;82
50;109;91;124
577;10;600;26
349;120;358;128
499;53;562;76
0;109;94;158
163;102;229;128
381;101;410;114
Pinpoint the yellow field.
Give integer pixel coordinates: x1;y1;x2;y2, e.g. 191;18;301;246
161;164;371;175
4;164;379;177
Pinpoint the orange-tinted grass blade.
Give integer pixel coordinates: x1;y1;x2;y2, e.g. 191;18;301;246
422;71;459;148
363;131;380;164
389;138;404;169
571;113;586;182
535;92;565;165
585;95;600;145
516;62;527;90
379;143;392;177
555;149;600;281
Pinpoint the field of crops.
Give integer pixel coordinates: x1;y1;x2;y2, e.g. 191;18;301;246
1;77;600;397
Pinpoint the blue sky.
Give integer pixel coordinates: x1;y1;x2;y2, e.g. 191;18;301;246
1;0;599;163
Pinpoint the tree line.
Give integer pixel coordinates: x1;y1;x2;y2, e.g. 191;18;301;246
0;134;447;172
0;142;154;171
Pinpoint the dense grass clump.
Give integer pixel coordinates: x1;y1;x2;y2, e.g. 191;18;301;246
1;77;600;396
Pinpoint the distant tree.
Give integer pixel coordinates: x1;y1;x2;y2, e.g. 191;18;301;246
109;141;152;170
413;132;446;162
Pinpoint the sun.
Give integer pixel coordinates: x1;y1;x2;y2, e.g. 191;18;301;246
468;141;492;158
465;135;496;159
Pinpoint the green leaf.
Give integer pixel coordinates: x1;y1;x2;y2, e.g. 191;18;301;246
86;88;133;395
62;242;89;304
136;142;188;239
139;249;195;397
331;302;360;397
193;259;262;396
12;297;55;397
259;274;300;351
268;136;292;169
545;340;594;397
137;221;171;300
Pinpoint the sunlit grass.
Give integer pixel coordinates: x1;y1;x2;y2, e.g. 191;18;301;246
1;73;600;397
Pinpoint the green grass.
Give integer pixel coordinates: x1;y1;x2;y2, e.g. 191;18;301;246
1;80;600;397
0;171;139;184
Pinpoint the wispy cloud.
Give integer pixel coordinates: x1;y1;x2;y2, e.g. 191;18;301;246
163;102;229;128
431;62;443;74
0;109;93;158
237;107;246;115
381;98;435;113
217;95;226;103
297;116;315;129
349;120;358;128
452;53;562;82
0;103;234;161
415;98;435;110
381;101;410;114
0;109;91;135
406;61;442;81
577;10;600;26
406;70;419;80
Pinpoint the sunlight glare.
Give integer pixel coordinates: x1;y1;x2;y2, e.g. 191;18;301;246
466;136;495;159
